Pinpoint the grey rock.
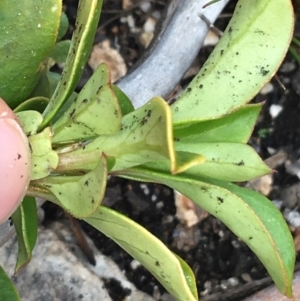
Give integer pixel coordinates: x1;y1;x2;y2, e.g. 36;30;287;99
0;221;155;301
284;209;300;228
281;183;300;209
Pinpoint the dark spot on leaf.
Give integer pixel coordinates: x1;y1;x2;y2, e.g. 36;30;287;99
249;236;253;240
237;160;245;166
85;180;89;186
82;98;88;104
17;153;21;160
260;67;269;76
187;87;192;93
199;84;203;89
217;197;224;204
220;49;224;56
155;261;160;267
69;109;76;118
97;85;103;94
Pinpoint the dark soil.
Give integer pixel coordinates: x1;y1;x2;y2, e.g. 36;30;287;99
44;1;300;300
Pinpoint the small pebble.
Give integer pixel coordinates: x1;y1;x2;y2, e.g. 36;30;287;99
143;17;156;33
153;285;160;300
156;201;164;209
140;183;150;195
130;259;141;270
204;281;212;292
267;147;276;155
140;2;151;13
272;199;283;210
162;215;174;224
280;61;296;73
241;273;253;283
284;210;300;227
269;104;283;119
220;280;229;290
260;82;274;95
151;194;157;202
228;277;239;287
285;160;300;178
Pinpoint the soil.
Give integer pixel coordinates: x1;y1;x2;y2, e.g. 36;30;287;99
43;1;300;300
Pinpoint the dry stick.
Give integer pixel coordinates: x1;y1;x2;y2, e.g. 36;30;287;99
198;12;224;37
67;213;96;266
116;0;230;108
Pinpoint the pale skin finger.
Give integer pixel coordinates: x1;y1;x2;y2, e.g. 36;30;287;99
0;98;31;224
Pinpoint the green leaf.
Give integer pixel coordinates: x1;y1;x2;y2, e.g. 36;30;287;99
57;97;174;172
172;0;294;124
123;167;295;297
173;142;271;181
16;111;43;136
173;104;262;143
36;156;107;218
52;64;121;144
85;206;198;301
52;84;121;144
112;84;135;116
13;97;49;114
0;266;21;301
49;40;72;63
173;151;206;174
29;128;59;180
57;11;69;41
11;196;38;272
28;64;51;100
0;0;62;108
41;0;104;128
48;71;61;96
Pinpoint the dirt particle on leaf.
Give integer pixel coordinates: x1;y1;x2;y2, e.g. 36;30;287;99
260;66;269;76
217;197;224;204
69;108;76;118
